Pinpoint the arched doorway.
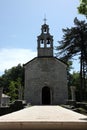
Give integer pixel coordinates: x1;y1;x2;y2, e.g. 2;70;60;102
42;86;51;105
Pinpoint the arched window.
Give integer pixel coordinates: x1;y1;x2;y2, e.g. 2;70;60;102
46;38;51;48
40;39;44;48
43;27;47;33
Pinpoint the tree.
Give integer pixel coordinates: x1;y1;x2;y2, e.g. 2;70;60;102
78;0;87;17
0;64;24;101
8;81;18;102
71;72;80;101
66;61;73;99
56;18;87;101
7;78;23;102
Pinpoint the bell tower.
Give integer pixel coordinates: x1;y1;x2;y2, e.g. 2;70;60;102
37;21;53;57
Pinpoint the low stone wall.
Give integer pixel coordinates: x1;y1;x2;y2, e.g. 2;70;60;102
0;107;10;116
0;100;26;116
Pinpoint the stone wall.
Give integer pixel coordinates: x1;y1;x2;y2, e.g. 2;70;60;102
24;57;68;105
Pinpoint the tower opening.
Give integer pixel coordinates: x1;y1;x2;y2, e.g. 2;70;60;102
42;86;51;105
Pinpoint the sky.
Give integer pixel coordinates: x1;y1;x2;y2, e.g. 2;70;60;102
0;0;86;75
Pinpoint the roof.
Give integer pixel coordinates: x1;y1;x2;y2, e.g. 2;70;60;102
23;57;67;67
2;94;10;98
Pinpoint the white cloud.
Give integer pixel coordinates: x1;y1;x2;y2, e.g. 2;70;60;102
0;48;37;75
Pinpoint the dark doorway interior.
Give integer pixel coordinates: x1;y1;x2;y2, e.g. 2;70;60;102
42;86;51;105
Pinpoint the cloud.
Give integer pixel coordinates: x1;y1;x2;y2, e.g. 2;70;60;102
0;48;37;75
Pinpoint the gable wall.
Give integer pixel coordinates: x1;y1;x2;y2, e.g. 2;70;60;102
24;57;68;105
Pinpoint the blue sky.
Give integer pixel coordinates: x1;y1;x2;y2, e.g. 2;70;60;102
0;0;86;75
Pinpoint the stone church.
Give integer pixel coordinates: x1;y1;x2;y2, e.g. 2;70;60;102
24;22;68;105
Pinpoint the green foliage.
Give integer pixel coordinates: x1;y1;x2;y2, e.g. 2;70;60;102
56;17;87;63
78;0;87;17
68;72;81;101
71;72;80;89
8;81;18;102
0;64;24;102
0;77;4;88
56;18;87;101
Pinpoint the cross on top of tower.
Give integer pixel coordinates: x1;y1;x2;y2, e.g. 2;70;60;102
43;14;47;24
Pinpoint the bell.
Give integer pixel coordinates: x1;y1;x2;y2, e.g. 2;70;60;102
41;39;43;43
47;39;50;44
44;27;47;32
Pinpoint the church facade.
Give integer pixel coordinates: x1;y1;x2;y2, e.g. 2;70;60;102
24;22;68;105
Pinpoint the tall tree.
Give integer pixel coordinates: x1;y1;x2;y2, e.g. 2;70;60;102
78;0;87;17
56;18;87;101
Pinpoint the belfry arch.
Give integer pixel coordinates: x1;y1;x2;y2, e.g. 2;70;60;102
42;86;51;105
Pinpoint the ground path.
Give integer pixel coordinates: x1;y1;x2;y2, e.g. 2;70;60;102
0;106;87;129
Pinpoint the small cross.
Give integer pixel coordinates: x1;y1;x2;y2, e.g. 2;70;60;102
44;14;47;24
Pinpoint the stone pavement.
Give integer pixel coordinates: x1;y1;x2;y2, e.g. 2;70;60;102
0;106;87;130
